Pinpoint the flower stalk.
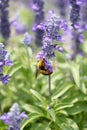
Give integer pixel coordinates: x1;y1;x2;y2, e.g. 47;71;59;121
48;75;51;103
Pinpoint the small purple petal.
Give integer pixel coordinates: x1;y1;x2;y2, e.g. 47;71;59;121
55;45;64;52
36;23;45;31
0;61;4;66
1;75;11;84
36;50;45;60
5;61;13;66
0;113;10;124
32;4;40;11
20;112;28;119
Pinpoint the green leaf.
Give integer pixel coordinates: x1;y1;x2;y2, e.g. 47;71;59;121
69;62;80;88
57;115;79;130
7;63;22;76
80;82;87;94
30;89;47;107
22;104;44;115
21;113;41;130
55;103;74;112
48;108;56;122
52;83;73;100
65;101;87;115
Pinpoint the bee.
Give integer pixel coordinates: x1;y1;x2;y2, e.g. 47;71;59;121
36;58;53;78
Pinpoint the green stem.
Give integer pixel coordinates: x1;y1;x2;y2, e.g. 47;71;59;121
48;75;51;103
25;46;30;67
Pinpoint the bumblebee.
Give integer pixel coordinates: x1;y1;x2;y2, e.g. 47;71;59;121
36;58;53;77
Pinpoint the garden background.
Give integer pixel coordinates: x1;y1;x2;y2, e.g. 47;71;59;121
0;0;87;130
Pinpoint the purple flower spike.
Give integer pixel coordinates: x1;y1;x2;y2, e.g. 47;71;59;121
0;0;10;40
32;0;45;46
12;21;27;35
22;32;32;46
0;43;13;84
0;103;28;130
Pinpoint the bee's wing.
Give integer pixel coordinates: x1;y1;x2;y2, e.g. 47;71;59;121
35;66;40;78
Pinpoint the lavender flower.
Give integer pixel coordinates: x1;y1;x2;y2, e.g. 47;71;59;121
44;11;62;41
32;0;45;46
36;12;64;60
22;32;32;46
0;74;11;84
42;37;55;59
12;21;27;35
76;0;87;5
0;103;28;130
0;0;10;41
80;2;87;30
55;45;64;52
70;28;84;59
70;4;80;27
69;0;84;58
0;43;13;84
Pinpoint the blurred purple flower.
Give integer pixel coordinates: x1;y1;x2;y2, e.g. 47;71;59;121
0;103;28;130
1;74;11;84
69;0;84;58
80;2;87;30
32;0;45;46
22;32;32;46
12;21;27;35
76;0;87;5
0;0;10;41
0;43;13;84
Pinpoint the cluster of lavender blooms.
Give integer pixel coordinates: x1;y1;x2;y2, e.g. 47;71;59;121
36;12;66;60
0;0;10;41
0;103;28;130
80;1;87;30
0;43;13;84
70;0;80;27
36;11;67;72
32;0;45;46
69;0;86;58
